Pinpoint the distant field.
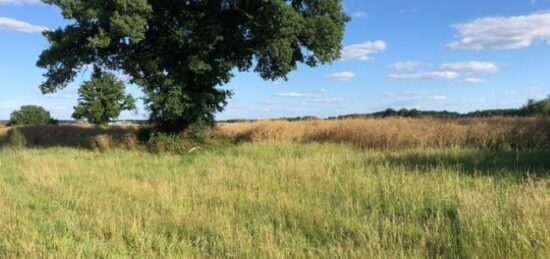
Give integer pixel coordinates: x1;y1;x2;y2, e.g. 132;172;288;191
0;143;549;258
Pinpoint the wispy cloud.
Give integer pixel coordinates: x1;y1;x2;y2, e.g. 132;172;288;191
449;12;550;50
463;77;488;84
352;12;368;19
0;17;47;33
341;41;387;61
0;0;43;5
325;72;355;82
312;98;347;104
274;92;320;98
390;62;421;72
388;61;498;82
439;61;500;73
388;71;459;81
400;8;418;15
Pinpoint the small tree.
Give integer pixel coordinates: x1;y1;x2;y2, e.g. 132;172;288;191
73;67;136;125
9;105;53;126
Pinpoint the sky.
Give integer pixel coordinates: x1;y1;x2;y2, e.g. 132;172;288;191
1;0;550;120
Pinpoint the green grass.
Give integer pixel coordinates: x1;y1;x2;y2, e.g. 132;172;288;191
0;142;549;258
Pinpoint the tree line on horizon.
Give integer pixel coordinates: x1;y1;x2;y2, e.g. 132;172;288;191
3;95;549;126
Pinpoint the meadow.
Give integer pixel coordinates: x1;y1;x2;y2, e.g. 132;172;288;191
0;118;549;258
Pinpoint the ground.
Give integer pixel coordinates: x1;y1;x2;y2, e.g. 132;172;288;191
1;142;548;258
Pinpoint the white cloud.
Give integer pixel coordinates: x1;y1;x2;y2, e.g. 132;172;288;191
0;0;42;5
0;17;47;33
325;72;355;81
449;12;550;50
400;8;418;15
341;41;387;61
440;61;500;73
391;62;421;71
387;71;459;81
312;98;346;104
463;77;488;84
527;86;545;93
274;92;319;98
352;12;367;19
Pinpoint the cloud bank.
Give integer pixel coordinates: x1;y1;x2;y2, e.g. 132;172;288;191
449;12;550;50
341;41;387;61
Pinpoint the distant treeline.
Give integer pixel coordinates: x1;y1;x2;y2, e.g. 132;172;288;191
222;96;550;123
328;108;525;120
3;96;548;125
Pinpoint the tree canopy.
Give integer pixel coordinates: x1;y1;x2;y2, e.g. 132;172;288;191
37;0;349;131
73;66;136;125
9;105;54;126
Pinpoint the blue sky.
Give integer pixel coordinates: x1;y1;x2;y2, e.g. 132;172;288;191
1;0;550;120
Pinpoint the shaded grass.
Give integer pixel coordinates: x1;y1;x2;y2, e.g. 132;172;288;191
0;143;549;258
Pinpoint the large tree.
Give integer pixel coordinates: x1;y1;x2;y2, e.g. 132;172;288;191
73;66;136;125
37;0;349;131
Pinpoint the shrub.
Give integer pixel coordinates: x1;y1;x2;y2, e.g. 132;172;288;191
180;121;210;143
9;105;54;126
147;133;195;154
7;128;27;149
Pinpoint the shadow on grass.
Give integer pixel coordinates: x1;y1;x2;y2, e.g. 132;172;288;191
384;149;550;178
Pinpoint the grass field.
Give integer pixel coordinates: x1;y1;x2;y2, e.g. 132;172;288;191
1;142;549;258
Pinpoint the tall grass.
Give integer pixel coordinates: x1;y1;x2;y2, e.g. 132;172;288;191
220;117;550;150
2;118;549;150
0;143;548;257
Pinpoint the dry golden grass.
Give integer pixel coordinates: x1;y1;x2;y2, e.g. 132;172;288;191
1;117;549;150
219;117;550;150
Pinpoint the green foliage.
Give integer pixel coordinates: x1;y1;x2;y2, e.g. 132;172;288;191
9;105;53;126
37;0;349;130
522;96;550;116
7;128;27;149
147;133;195;154
72;66;136;125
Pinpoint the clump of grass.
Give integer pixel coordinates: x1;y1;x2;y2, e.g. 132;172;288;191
90;134;113;151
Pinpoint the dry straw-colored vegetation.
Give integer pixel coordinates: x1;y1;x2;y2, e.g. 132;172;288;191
1;117;550;151
220;117;550;150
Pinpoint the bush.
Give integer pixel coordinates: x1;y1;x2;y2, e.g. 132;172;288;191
9;105;54;126
7;128;27;149
180;122;210;143
147;133;195;154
